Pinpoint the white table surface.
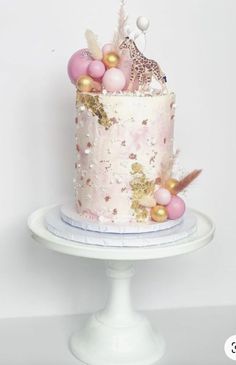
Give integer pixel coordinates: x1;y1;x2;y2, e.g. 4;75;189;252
0;306;235;365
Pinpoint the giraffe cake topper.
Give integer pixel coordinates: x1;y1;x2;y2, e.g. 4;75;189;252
67;0;167;94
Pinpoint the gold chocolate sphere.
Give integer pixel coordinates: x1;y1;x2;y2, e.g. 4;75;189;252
77;75;93;92
103;52;120;68
151;205;168;223
165;178;179;194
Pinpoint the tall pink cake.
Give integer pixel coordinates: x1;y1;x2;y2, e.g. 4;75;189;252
67;3;201;229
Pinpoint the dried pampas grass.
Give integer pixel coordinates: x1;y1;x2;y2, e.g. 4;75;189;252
172;169;202;194
112;0;128;52
85;29;103;60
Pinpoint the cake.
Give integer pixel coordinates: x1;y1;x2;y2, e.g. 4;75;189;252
67;3;201;229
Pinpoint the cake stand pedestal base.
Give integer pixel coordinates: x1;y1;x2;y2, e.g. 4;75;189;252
70;261;165;365
28;206;215;365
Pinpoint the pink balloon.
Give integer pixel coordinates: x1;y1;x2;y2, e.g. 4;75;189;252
102;68;126;92
102;43;115;54
88;60;106;79
118;51;139;91
166;195;186;220
67;49;92;84
154;188;172;206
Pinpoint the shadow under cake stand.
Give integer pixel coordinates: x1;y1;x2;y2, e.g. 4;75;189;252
28;206;214;365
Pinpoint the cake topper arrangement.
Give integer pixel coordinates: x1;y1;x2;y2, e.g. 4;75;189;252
67;0;167;94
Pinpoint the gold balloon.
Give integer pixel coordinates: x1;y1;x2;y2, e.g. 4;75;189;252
103;52;120;68
77;75;93;92
165;178;179;194
151;205;168;223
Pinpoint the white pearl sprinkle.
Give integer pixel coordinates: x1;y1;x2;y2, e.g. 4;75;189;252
79;105;85;111
84;148;91;154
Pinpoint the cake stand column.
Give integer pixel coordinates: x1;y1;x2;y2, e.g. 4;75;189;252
70;260;165;365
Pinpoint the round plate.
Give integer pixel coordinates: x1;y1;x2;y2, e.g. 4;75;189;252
60;203;183;234
45;206;197;247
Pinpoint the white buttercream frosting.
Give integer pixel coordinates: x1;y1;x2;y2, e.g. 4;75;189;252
75;92;175;223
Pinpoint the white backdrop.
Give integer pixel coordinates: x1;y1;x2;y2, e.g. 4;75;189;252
0;0;235;319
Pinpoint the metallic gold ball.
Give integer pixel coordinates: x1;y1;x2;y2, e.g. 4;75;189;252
77;75;93;92
165;178;179;194
151;205;168;223
103;52;120;68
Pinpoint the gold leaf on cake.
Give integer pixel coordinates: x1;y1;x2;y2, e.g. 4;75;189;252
130;163;155;222
77;93;113;129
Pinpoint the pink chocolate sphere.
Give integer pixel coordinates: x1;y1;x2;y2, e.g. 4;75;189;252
102;43;115;54
67;49;92;84
102;68;126;92
88;60;106;79
166;195;186;220
154;188;172;206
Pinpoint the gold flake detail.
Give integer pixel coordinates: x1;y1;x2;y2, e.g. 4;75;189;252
77;93;113;129
130;163;155;222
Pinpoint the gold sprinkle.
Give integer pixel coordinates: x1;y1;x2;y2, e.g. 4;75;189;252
77;93;113;129
142;119;148;125
105;196;111;202
129;153;137;160
131;162;142;174
121;140;126;146
113;209;117;215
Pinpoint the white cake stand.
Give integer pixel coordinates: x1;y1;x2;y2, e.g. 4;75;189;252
28;206;214;365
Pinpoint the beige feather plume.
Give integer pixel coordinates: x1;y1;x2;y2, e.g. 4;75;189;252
172;169;202;194
112;0;128;52
85;29;103;60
